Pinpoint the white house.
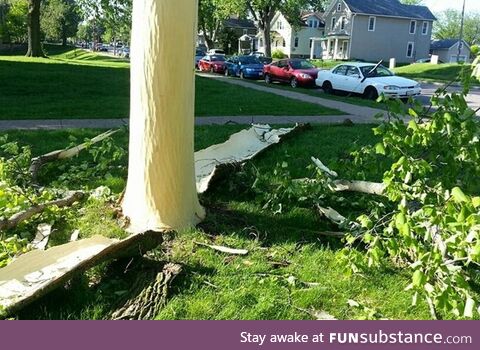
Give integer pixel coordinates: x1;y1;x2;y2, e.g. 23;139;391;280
256;11;325;58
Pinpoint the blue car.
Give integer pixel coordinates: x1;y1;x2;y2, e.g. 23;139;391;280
225;56;265;79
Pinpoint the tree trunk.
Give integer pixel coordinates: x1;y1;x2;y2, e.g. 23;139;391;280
26;0;44;57
122;0;205;233
263;21;272;58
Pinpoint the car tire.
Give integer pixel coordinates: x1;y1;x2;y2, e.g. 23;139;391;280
240;71;245;79
265;74;272;84
322;81;334;94
290;77;299;88
364;86;379;100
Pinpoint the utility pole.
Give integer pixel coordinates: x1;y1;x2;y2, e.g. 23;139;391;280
457;0;466;63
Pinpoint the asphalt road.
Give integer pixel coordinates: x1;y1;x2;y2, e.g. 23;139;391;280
418;83;480;113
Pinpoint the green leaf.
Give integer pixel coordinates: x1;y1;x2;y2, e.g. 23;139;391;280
451;187;469;203
375;143;386;155
472;197;480;208
412;270;424;288
464;297;475;318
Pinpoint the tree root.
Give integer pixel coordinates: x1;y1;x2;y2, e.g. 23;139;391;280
111;262;182;320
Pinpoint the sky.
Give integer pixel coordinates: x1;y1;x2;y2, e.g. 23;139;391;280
423;0;480;13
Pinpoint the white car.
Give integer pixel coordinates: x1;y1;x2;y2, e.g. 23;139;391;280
315;62;421;100
207;48;226;55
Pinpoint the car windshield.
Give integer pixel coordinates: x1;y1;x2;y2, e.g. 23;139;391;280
360;65;393;77
238;56;260;65
210;55;225;62
290;60;315;70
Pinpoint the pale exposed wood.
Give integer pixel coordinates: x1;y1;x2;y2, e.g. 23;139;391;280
0;231;163;316
332;180;386;196
29;129;119;180
0;191;84;231
195;124;308;194
194;241;249;255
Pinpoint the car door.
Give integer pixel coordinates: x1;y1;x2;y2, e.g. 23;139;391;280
200;56;209;71
269;61;284;81
276;60;291;82
330;65;348;90
344;66;363;93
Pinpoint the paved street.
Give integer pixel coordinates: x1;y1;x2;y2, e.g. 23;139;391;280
418;83;480;112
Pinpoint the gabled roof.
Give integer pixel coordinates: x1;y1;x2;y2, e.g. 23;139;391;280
224;18;256;29
431;39;470;50
343;0;436;21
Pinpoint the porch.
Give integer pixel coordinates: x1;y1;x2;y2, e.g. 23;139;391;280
311;35;350;60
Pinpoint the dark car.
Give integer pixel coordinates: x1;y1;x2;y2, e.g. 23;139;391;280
225;56;264;79
198;55;227;73
263;59;319;88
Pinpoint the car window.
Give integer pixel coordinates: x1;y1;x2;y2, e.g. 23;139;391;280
203;56;210;61
289;60;315;69
346;66;361;77
333;65;348;75
360;65;393;77
239;56;260;65
210;55;225;62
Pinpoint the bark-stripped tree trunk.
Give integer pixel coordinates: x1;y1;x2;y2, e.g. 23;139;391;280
122;0;205;233
26;0;44;57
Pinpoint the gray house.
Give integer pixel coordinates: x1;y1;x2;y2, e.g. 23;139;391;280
315;0;436;63
430;39;471;63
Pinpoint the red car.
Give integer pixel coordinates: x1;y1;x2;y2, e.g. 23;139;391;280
198;54;226;74
264;59;319;88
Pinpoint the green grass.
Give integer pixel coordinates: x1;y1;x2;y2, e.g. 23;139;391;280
0;46;342;119
240;79;385;110
1;125;433;320
394;63;478;84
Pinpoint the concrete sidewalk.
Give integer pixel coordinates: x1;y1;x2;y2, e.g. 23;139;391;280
0;114;383;131
197;73;386;119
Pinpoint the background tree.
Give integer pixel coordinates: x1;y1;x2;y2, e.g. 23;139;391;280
434;9;480;45
41;0;80;45
400;0;424;5
0;0;28;45
99;0;132;51
26;0;43;56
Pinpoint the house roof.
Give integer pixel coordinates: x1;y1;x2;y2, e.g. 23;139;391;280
224;18;256;29
431;39;470;50
343;0;436;21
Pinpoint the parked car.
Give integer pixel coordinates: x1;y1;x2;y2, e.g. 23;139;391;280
225;56;264;79
207;48;226;55
198;55;227;73
249;51;265;57
315;62;421;100
118;47;130;58
195;49;206;68
263;59;319;88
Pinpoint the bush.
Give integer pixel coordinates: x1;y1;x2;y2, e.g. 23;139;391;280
471;44;479;57
271;49;287;59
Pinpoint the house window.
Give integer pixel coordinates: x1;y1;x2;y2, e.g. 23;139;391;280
337;3;341;11
243;29;248;35
409;20;416;34
368;17;376;31
340;17;346;30
282;39;286;47
309;39;313;48
331;17;336;30
422;21;428;35
459;41;464;50
294;37;299;47
277;21;283;30
406;42;414;58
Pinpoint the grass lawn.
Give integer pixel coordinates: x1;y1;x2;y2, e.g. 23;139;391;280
1;125;434;320
0;45;342;119
394;63;478;84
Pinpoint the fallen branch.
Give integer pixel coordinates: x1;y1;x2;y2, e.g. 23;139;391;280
0;191;84;231
0;231;163;317
29;129;119;180
317;206;349;226
194;241;249;255
332;180;386;196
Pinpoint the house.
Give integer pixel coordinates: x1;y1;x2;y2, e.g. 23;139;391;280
430;39;471;63
318;0;436;63
256;11;326;58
